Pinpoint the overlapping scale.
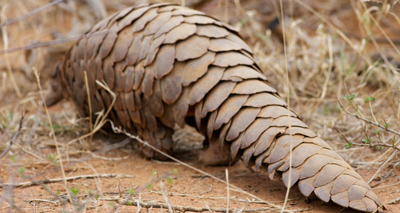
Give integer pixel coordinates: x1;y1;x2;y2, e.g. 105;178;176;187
50;3;383;212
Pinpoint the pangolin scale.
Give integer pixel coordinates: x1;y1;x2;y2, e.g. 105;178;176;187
45;3;383;212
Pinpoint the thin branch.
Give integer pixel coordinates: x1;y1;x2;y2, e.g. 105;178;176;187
26;199;59;205
103;197;307;212
388;197;400;205
160;181;173;213
148;190;296;204
0;0;66;28
2;174;134;188
0;111;25;158
0;31;107;55
337;97;400;137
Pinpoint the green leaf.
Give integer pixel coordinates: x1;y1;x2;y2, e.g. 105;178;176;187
364;96;375;103
384;122;390;129
344;142;353;148
362;137;372;144
373;129;381;134
70;187;80;197
167;177;173;184
173;168;178;175
18;167;25;178
344;94;355;101
128;188;135;195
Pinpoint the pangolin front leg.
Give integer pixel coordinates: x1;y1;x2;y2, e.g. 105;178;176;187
45;3;384;212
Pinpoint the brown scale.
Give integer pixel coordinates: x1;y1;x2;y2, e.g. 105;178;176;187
45;3;384;212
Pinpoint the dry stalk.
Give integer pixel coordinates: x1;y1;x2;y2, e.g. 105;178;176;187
34;67;72;206
160;181;173;213
225;168;229;213
62;79;116;148
359;3;400;57
84;71;93;144
1;5;21;97
293;0;373;67
279;1;293;212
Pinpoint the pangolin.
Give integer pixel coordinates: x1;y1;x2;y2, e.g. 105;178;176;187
45;3;383;212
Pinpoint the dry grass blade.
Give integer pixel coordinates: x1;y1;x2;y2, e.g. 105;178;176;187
84;71;93;144
1;5;21;97
225;168;229;213
34;67;72;206
279;0;292;212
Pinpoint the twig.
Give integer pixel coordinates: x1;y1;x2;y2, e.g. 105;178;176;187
105;197;301;212
0;0;65;28
19;145;44;160
148;190;295;204
337;97;400;137
370;168;393;188
0;111;25;158
2;174;134;188
160;181;173;213
337;97;400;184
199;185;213;195
388;197;400;205
0;31;107;55
26;199;59;205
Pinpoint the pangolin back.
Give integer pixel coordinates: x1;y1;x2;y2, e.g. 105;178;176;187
46;3;383;212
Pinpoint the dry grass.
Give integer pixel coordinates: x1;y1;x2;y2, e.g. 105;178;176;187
0;0;400;212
